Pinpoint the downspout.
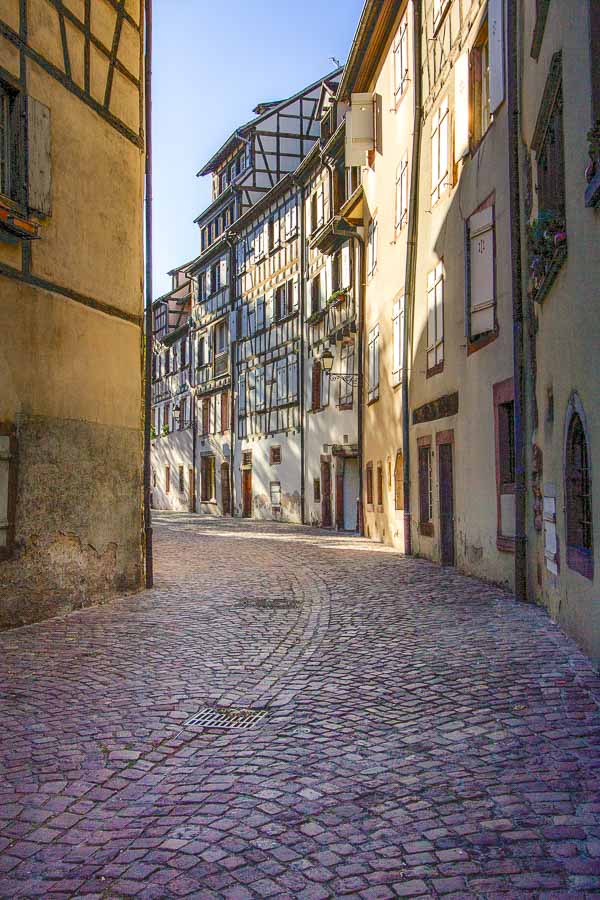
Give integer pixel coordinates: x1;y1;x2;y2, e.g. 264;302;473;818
354;233;365;536
191;375;197;512
507;0;528;601
143;0;153;588
225;233;236;516
297;181;306;523
401;0;423;557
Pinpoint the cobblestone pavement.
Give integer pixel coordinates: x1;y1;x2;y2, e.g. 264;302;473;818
1;514;600;899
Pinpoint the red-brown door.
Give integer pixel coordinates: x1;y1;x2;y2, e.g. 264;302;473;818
438;442;455;566
221;462;231;516
242;468;252;518
321;460;332;527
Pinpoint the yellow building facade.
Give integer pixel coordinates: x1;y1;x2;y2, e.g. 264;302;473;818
0;0;146;626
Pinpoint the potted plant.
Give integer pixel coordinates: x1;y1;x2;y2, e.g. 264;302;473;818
161;423;169;437
527;208;566;296
150;424;157;440
327;289;347;307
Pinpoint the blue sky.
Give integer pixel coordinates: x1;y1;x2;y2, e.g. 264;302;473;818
151;0;364;296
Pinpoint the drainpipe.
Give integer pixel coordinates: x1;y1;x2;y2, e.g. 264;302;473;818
354;232;365;536
507;0;528;601
143;0;153;587
401;0;423;557
296;179;307;523
227;234;236;516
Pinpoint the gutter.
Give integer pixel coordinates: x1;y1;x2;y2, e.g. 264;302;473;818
297;179;306;523
224;233;237;517
143;0;153;588
507;0;528;600
401;0;423;557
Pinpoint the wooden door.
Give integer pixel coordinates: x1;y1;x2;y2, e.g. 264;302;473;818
242;467;252;518
221;462;231;516
438;442;455;566
188;467;195;512
321;460;332;527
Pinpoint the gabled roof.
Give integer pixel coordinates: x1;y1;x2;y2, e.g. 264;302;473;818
337;0;401;100
196;67;343;178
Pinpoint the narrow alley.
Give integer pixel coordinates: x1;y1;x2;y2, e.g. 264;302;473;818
1;515;599;898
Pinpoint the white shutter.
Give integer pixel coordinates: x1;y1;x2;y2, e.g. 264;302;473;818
264;221;271;254
229;310;237;341
27;97;52;216
292;275;299;310
305;199;312;237
436;264;444;362
454;53;470;161
242;305;249;338
291;202;298;233
325;258;333;299
317;186;324;226
393;301;401;379
266;290;275;324
345;93;374;167
469;206;495;335
273;216;280;247
427;269;436;370
319;268;327;305
439;99;449;184
341;243;351;289
489;0;505;113
220;257;228;286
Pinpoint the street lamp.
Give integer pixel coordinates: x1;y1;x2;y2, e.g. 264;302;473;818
172;402;181;426
319;349;361;385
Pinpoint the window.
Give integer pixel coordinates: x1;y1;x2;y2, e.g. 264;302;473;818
431;97;450;204
0;83;17;201
270;446;282;465
275;280;294;321
345;166;361;198
0;424;17;560
242;449;252;467
467;204;496;342
339;343;354;409
536;73;565;220
285;201;298;239
200;456;216;502
376;463;383;508
471;20;491;149
393;14;409;101
220;392;229;433
395;155;408;230
493;378;516;551
366;463;374;506
165;465;171;494
367;218;378;276
310;275;322;314
180;339;187;368
418;443;433;535
310;192;318;234
426;263;444;374
368;324;380;402
201;398;210;435
394;451;404;511
566;410;593;579
215;319;228;355
256;296;266;330
311;359;322;410
197;336;206;368
392;296;405;385
210;262;221;294
164;350;170;375
178;466;185;493
198;272;207;301
313;478;321;502
270;482;282;507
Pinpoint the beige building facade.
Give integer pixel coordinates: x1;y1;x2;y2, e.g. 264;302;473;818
520;0;600;663
0;0;146;626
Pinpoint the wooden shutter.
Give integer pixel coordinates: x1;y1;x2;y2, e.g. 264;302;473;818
27;97;52;216
346;93;374;167
220;257;228;286
341;243;351;289
469;206;495;336
291;275;299;311
311;359;321;410
454;52;470;161
489;0;505;113
395;451;404;511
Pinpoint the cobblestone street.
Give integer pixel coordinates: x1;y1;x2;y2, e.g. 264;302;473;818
1;514;600;899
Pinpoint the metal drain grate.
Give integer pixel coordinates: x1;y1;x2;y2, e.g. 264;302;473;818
236;597;300;610
184;706;268;730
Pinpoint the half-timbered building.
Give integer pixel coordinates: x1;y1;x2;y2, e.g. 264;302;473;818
297;97;362;532
230;175;303;521
151;263;195;512
0;0;146;626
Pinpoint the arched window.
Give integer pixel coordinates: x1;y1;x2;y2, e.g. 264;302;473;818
565;411;593;579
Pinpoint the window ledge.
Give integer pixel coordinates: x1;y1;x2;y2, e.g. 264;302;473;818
530;242;568;304
367;395;379;406
426;361;444;378
567;546;594;580
467;329;498;356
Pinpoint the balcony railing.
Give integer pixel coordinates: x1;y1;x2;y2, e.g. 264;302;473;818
308;291;356;346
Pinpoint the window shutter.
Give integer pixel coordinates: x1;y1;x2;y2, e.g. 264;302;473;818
393;301;401;378
27;97;52;216
439;101;449;186
469;206;495;336
345;93;374;166
241;305;249;338
266;289;275;324
454;53;470;161
341;243;351;289
427;269;436;369
489;0;505;113
229;309;237;341
220;257;228;286
305;198;312;236
436;265;444;362
317;186;324;226
312;359;321;410
292;275;299;310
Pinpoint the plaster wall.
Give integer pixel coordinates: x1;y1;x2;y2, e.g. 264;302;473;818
151;429;194;513
234;433;302;523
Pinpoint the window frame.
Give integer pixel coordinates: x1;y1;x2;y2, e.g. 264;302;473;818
367;324;380;403
366;462;374;507
470;18;491;153
465;199;498;352
392;295;405;386
395;154;409;231
431;97;450;206
565;399;594;580
418;437;434;536
426;262;444;376
367;217;378;277
393;13;410;105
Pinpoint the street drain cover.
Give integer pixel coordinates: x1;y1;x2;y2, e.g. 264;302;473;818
184;706;268;730
236;597;300;610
